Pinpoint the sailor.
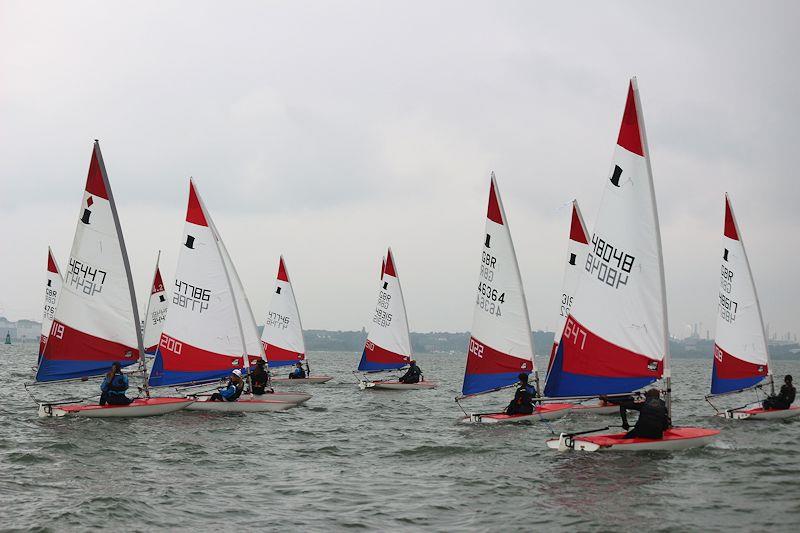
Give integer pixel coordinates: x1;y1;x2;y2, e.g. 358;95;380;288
100;362;133;406
251;359;271;395
763;375;796;410
209;369;245;402
289;362;306;380
603;389;670;439
398;359;422;384
504;373;535;415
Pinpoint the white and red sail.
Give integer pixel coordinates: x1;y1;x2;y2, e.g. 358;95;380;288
460;174;535;397
39;247;63;358
548;200;590;370
357;248;412;372
36;142;143;382
710;195;769;394
545;79;668;397
261;256;306;367
143;254;168;354
149;180;259;386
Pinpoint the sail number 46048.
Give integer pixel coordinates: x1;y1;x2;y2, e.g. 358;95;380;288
563;318;587;350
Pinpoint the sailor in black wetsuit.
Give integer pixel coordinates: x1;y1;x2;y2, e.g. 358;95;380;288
603;389;670;439
505;373;536;415
398;360;422;384
251;359;271;395
763;375;796;410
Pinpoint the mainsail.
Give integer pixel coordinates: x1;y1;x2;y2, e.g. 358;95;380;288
545;79;670;398
357;248;412;372
548;200;590;370
460;173;535;397
39;247;63;358
260;256;306;367
149;180;256;386
710;195;770;394
36;142;144;382
143;252;168;354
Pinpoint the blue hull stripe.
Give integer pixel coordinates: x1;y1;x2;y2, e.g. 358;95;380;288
462;371;530;397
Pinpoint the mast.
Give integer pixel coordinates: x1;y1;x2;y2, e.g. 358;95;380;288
193;179;253;393
492;173;540;396
94;140;149;398
726;193;774;395
631;78;672;418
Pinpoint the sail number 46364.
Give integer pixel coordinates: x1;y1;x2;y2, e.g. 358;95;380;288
476;282;505;317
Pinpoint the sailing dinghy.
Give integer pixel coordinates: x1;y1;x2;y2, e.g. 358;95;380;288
545;79;719;450
148;180;301;412
39;247;63;363
142;251;168;355
262;256;332;384
34;142;193;417
357;248;435;390
548;202;617;416
457;174;571;424
705;195;800;420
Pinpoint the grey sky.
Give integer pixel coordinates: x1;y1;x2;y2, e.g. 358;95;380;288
2;1;799;339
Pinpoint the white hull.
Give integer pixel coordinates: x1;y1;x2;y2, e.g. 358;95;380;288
270;376;333;384
359;380;436;390
546;427;720;452
570;403;619;415
185;397;295;412
191;392;311;405
461;403;572;424
719;406;800;420
39;398;193;418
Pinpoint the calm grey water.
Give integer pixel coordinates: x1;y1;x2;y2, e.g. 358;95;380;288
1;344;799;532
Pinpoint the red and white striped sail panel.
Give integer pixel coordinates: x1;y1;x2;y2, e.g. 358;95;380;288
36;144;141;381
39;247;63;357
358;248;412;372
143;258;168;354
461;173;535;397
149;179;255;386
260;256;306;367
549;200;590;368
710;195;769;394
545;79;667;397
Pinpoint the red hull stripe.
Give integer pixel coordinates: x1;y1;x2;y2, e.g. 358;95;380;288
569;205;588;244
713;343;767;379
158;334;258;372
85;146;109;199
151;268;164;294
465;336;531;374
42;320;139;362
263;341;305;363
724;196;739;240
187;181;208;227
277;257;289;282
47;250;59;273
560;317;662;378
616;81;644;157
384;249;397;277
487;179;503;225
